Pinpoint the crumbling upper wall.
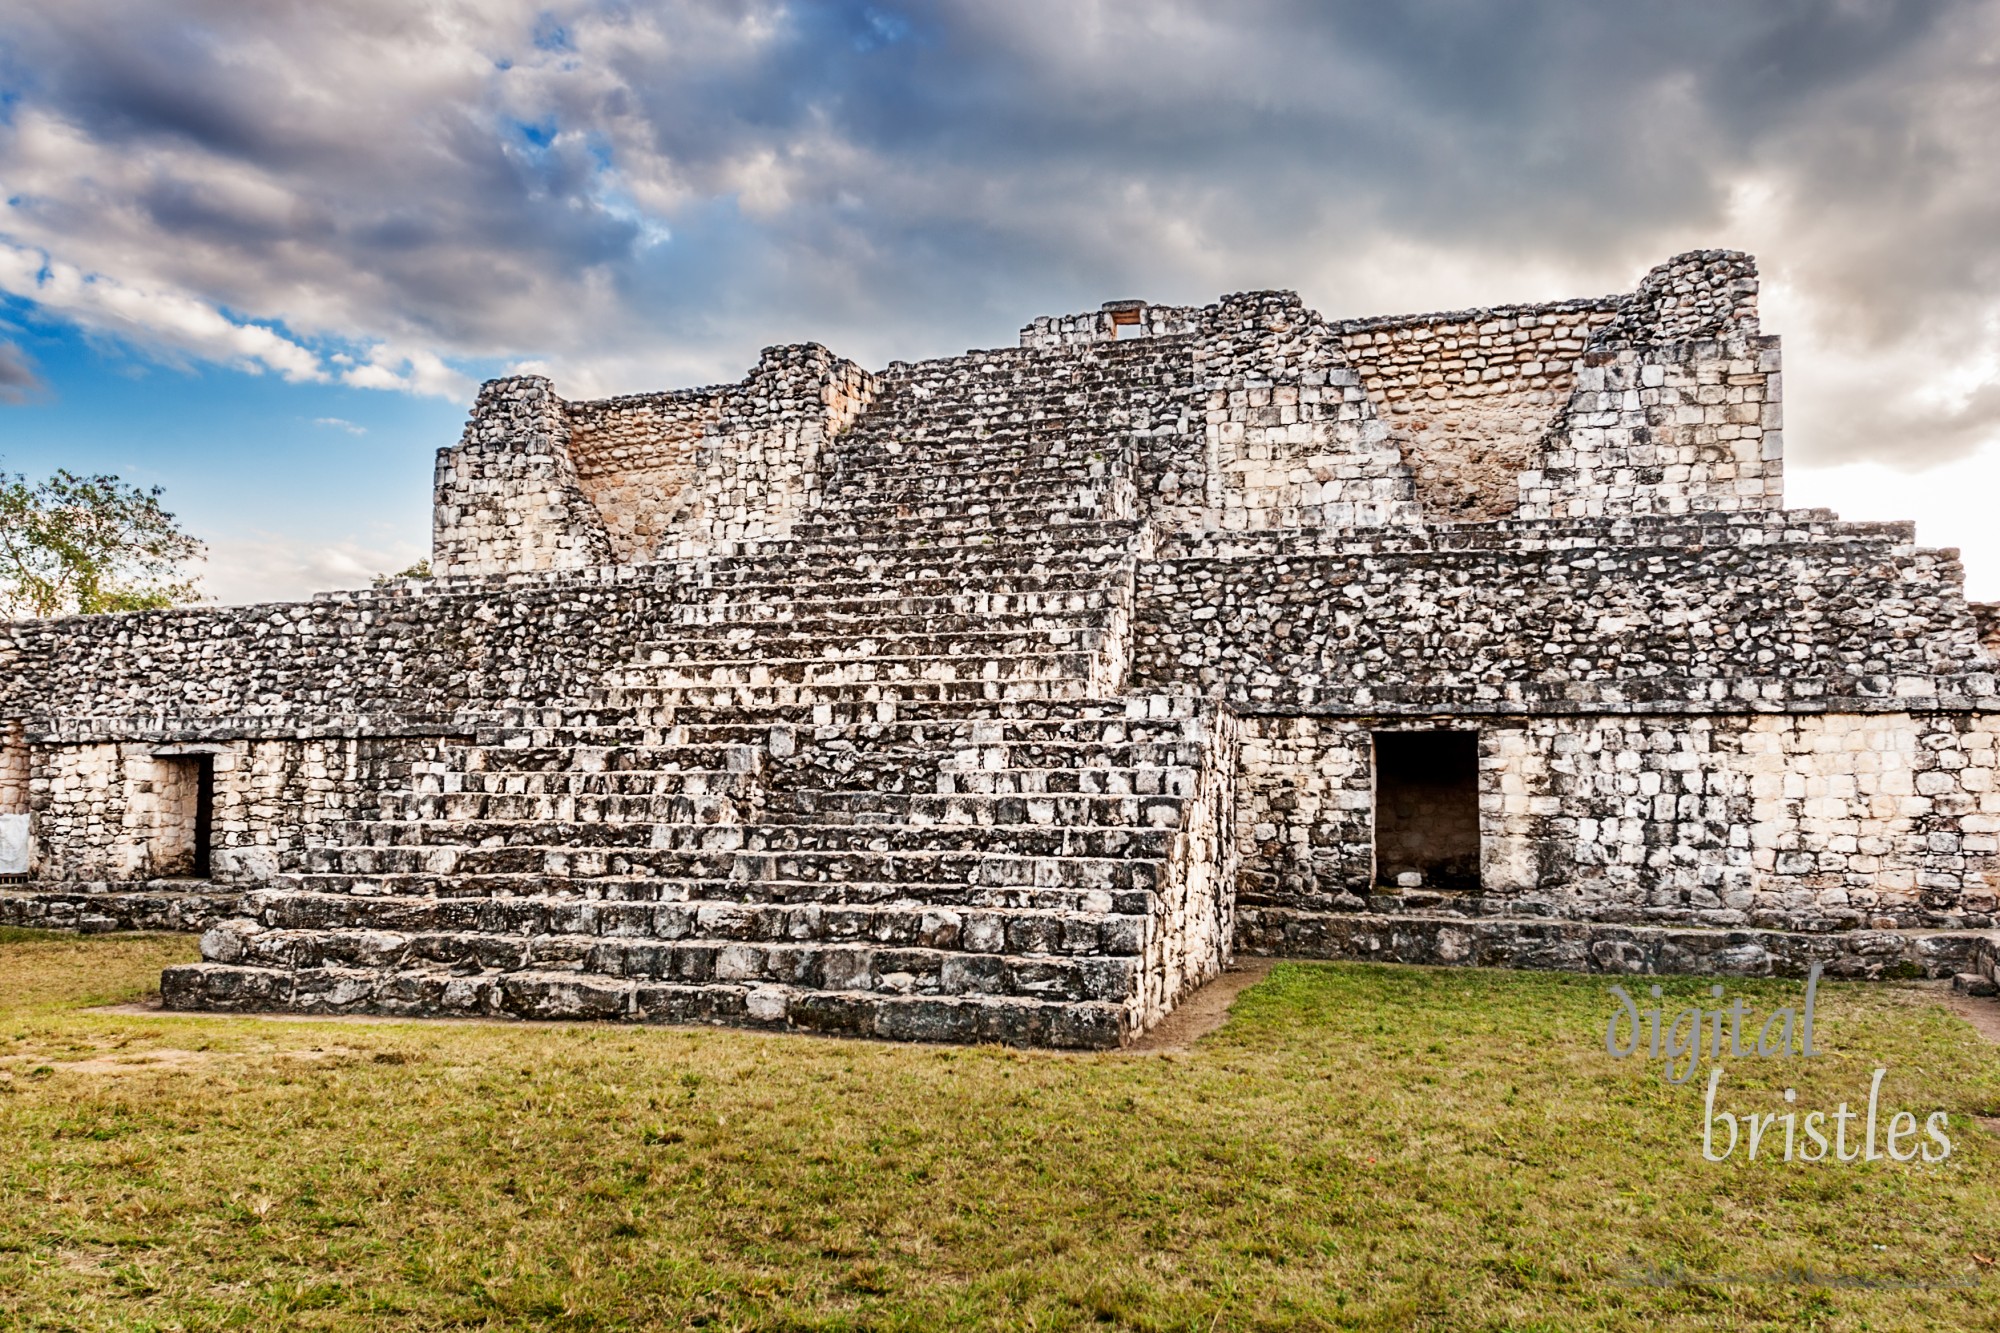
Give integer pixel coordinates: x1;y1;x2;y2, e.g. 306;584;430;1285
681;345;875;554
433;346;875;574
567;388;728;563
1525;250;1781;519
432;377;614;577
1020;300;1201;348
1973;603;2000;658
1335;299;1618;522
1172;291;1416;536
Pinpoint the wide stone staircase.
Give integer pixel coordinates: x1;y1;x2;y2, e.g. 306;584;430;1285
163;341;1239;1047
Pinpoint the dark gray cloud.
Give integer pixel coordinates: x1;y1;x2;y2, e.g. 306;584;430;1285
0;0;1997;463
0;339;42;403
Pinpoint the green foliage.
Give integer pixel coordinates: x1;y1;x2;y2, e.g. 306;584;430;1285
0;465;204;619
371;558;433;588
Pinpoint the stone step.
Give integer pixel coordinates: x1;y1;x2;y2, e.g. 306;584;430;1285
373;788;1191;828
240;889;1151;950
312;822;1178;867
474;711;1206;748
263;878;1157;914
635;609;1116;645
593;678;1104;713
798;496;1129;530
790;517;1135;548
523;693;1211;727
823;475;1130;506
160;963;1131;1047
203;920;1143;1001
1234;907;1999;980
411;764;1198;805
660;590;1119;623
613;650;1104;688
658;575;1123;606
701;525;1137;563
0;886;243;934
336;817;1182;856
374;791;749;824
450;738;1205;776
423;768;762;797
631;626;1114;662
292;845;1166;889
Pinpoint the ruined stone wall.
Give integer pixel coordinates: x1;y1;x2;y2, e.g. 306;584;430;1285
432;377;613;577
1970;602;2000;656
433;346;874;574
1170;292;1416;537
1134;514;1993;712
680;345;875;553
29;736;436;883
1231;711;2000;932
1525;252;1780;519
0;570;698;732
566;389;726;563
1335;300;1616;522
1020;301;1201;349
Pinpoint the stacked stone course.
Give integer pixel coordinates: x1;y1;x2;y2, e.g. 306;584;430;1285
5;249;1997;1035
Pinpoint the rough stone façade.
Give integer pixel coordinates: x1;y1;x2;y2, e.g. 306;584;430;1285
4;250;1997;1045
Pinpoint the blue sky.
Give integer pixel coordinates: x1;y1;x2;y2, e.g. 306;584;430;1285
3;0;2000;602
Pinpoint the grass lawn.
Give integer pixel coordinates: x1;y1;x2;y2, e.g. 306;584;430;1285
0;930;1996;1331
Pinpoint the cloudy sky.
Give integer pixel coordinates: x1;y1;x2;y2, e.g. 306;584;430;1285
2;0;1998;601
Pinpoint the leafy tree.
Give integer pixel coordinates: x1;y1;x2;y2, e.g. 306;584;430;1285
0;466;204;619
372;558;433;588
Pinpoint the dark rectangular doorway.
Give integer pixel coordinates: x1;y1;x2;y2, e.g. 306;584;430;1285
1373;731;1480;891
190;755;214;879
156;754;216;878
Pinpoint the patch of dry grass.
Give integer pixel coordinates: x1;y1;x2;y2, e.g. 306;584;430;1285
0;933;1995;1330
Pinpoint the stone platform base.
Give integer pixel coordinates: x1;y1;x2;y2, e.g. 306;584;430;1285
158;963;1132;1048
1236;907;1995;980
0;884;244;934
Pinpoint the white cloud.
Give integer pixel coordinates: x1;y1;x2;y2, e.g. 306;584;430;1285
196;530;430;605
0;238;326;382
313;416;367;434
339;346;474;399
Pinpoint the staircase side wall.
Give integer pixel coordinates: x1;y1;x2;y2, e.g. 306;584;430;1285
1136;705;1238;1034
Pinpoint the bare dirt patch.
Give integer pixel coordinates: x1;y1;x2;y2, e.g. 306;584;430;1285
1127;958;1275;1054
1938;988;2000;1046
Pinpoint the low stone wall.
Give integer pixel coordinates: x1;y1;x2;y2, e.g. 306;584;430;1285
1236;907;1986;980
0;885;241;933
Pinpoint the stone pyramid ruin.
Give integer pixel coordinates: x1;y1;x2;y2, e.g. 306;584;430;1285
5;251;1998;1045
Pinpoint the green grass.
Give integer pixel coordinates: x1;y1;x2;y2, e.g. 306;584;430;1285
0;934;1995;1330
